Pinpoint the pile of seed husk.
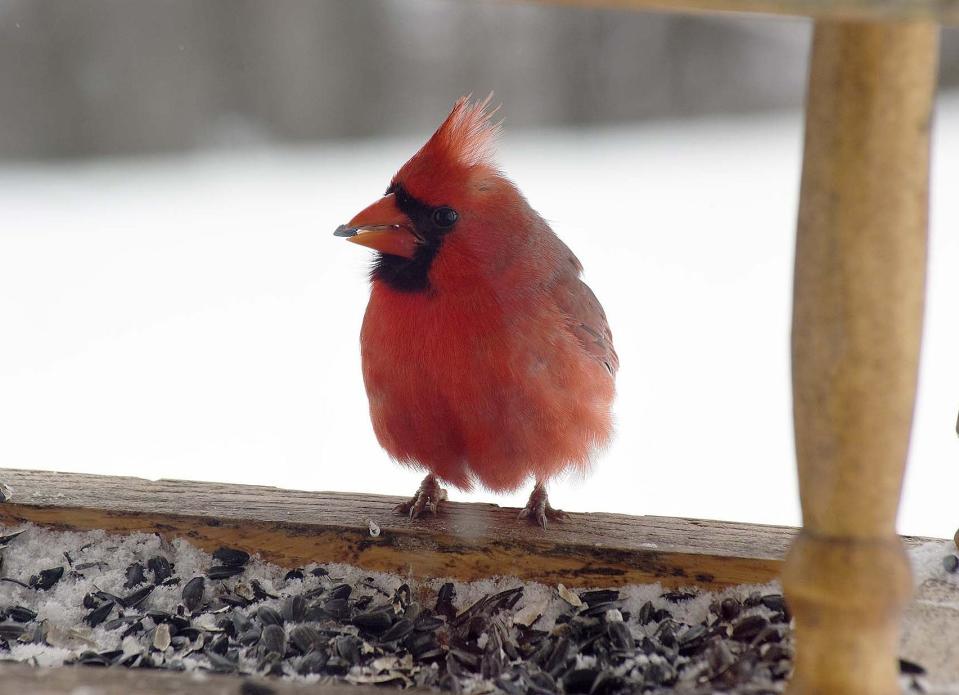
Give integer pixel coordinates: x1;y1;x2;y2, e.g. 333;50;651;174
0;526;927;694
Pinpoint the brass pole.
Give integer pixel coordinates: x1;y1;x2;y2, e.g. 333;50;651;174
783;20;939;695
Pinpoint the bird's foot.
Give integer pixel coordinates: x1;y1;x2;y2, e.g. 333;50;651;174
518;482;567;529
394;475;448;520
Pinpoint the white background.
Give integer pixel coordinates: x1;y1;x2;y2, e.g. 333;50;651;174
2;96;957;538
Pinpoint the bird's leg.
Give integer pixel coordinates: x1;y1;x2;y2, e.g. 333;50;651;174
518;481;568;529
393;474;448;520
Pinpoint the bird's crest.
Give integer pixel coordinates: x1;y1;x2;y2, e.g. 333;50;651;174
396;95;501;187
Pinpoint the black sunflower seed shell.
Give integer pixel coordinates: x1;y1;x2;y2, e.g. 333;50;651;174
212;547;250;567
31;566;64;591
84;601;116;627
147;556;172;584
207;565;244;580
181;576;205;612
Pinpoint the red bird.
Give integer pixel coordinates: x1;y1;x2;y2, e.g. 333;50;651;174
335;97;617;527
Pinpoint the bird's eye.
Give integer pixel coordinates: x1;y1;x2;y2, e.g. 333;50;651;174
432;207;458;228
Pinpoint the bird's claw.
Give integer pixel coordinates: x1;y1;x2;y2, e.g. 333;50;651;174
518;484;567;529
394;476;448;520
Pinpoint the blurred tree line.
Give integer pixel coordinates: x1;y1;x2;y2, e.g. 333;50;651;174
1;0;956;159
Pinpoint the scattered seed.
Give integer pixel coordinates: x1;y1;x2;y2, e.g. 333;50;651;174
298;651;327;675
182;576;205;612
322;598;350;620
760;594;786;612
557;584;583;608
436;582;457;620
0;622;25;641
31;566;64;591
578;589;619;607
147;556;172;584
84;601;115;628
124;562;146;589
661;590;696;603
732;615;769;641
153;623;172;651
379;618;414;643
212;547;250;567
353;608;395;634
281;594;307;623
328;583;353;601
900;658;927;675
606;620;634;650
259;624;285;658
206;565;243;580
720;597;742;622
121;585;154;609
8;606;37;623
250;579;278;600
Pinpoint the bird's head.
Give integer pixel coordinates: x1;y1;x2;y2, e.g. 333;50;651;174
335;96;538;293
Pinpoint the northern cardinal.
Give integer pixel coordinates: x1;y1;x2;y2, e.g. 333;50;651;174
335;96;617;527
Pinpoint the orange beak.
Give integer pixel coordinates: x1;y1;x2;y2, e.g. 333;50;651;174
334;194;421;260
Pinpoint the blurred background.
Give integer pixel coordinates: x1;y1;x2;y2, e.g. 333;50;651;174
1;0;957;538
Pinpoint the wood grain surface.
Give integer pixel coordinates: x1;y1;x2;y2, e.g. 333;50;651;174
0;467;825;589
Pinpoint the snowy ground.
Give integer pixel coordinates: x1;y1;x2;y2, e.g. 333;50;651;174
1;93;957;538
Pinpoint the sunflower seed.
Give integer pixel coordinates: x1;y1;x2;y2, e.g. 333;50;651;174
123;562;146;589
30;566;64;591
353;608;395;634
732;615;769;641
259;624;285;658
182;576;204;612
298;650;327;675
579;590;619;606
256;605;283;627
281;594;306;623
84;601;115;627
322;597;350;620
328;583;353;601
8;606;37;623
900;658;926;675
436;582;457;619
145;556;171;584
121;585;154;609
152;623;172;651
284;569;304;582
720;597;742;622
0;622;25;641
760;594;786;612
212;547;250;567
207;565;244;580
380;617;414;643
289;624;322;654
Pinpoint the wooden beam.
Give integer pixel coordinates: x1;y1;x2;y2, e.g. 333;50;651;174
0;467;807;590
783;19;939;695
524;0;959;25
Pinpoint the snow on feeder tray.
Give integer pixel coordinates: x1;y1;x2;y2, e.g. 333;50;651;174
0;476;959;695
0;525;946;695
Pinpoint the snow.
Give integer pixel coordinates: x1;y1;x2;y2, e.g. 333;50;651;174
1;93;958;538
0;523;782;670
0;524;954;690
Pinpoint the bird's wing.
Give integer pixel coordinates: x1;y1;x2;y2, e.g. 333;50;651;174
549;252;619;377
